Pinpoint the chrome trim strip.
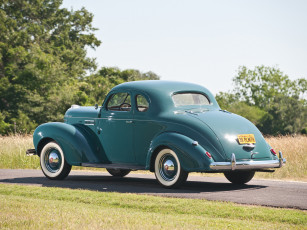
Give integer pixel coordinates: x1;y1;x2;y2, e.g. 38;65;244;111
210;152;286;170
84;120;95;125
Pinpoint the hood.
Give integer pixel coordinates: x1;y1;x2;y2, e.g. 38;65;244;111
65;106;99;119
189;110;272;161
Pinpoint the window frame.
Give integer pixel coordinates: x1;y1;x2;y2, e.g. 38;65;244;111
135;94;150;113
106;92;132;112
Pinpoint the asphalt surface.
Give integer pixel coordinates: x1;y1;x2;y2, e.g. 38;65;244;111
0;169;306;210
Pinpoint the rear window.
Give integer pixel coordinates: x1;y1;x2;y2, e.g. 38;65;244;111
172;93;210;107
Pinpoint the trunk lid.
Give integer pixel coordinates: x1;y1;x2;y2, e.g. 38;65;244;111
189;110;271;161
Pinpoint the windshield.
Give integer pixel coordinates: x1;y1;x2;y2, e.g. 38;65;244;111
172;93;210;107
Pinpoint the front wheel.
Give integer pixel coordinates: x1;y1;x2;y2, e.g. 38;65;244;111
106;168;131;177
40;141;71;180
224;171;255;184
154;148;188;188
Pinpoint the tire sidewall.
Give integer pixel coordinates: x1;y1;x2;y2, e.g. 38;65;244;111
154;148;181;187
40;142;65;178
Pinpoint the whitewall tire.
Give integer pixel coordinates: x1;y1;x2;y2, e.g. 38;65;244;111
40;141;71;180
154;148;188;188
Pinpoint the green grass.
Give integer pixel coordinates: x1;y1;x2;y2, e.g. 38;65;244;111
0;184;306;229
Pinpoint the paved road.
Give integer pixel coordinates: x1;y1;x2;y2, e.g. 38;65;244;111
0;169;306;210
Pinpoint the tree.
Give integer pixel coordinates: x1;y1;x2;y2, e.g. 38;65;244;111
0;0;101;134
0;1;161;135
233;66;306;108
259;95;307;135
216;66;307;135
79;67;160;105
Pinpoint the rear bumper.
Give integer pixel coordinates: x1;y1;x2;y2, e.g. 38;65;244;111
210;151;286;171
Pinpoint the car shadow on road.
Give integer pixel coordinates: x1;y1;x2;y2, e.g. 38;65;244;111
0;174;266;196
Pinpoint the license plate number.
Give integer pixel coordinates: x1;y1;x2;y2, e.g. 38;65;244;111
237;134;256;144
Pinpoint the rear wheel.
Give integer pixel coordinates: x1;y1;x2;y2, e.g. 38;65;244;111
154;148;188;188
224;171;255;184
40;141;71;180
106;168;131;177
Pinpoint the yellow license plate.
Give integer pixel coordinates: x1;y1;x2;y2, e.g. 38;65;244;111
237;134;256;144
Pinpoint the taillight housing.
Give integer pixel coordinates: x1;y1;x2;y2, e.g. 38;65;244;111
205;151;212;158
270;148;277;156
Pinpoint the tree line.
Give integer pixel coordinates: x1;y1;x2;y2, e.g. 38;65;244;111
0;0;306;135
216;66;306;135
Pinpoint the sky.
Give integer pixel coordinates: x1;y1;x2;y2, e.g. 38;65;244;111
62;0;307;95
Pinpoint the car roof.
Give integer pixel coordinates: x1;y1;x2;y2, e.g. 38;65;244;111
112;80;210;95
108;80;220;111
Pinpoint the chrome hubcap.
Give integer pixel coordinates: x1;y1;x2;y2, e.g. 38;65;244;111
159;154;178;181
44;148;62;173
164;159;175;172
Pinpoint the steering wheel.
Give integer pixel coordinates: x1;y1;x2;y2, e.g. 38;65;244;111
119;103;131;111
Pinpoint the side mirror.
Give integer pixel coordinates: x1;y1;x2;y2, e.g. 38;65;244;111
95;104;98;110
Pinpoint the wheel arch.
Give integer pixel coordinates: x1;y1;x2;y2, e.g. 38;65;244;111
149;145;168;172
36;137;54;157
33;122;109;165
146;132;214;172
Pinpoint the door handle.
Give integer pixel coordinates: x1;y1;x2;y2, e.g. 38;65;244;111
126;120;133;124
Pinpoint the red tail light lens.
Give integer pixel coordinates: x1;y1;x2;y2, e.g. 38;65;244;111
205;151;212;158
270;148;277;156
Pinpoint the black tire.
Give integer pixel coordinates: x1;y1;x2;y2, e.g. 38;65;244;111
224;171;255;184
154;148;188;188
40;141;71;180
106;168;131;177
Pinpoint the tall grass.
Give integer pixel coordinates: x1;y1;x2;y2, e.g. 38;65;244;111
0;135;306;181
256;135;307;181
0;135;39;169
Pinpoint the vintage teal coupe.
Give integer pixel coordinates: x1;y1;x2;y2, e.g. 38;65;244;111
27;81;286;188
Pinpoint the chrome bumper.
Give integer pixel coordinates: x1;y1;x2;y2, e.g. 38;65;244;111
210;151;286;170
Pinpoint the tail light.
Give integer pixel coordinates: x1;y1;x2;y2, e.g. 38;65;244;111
270;148;277;156
205;151;212;158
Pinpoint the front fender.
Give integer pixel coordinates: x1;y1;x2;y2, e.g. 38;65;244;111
33;122;109;165
146;132;214;172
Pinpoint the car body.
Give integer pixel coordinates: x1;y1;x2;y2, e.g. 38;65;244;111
27;80;286;188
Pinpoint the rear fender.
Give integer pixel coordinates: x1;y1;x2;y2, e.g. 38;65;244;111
145;132;214;172
33;122;109;165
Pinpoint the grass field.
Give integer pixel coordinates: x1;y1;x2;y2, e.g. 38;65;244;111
256;135;307;181
0;184;306;229
0;135;306;181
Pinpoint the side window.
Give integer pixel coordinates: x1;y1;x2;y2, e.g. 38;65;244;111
107;92;131;111
136;95;149;112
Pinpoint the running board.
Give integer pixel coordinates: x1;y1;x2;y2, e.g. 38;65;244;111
81;163;145;171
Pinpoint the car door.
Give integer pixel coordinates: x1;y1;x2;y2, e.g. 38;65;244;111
133;93;164;165
99;92;135;163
